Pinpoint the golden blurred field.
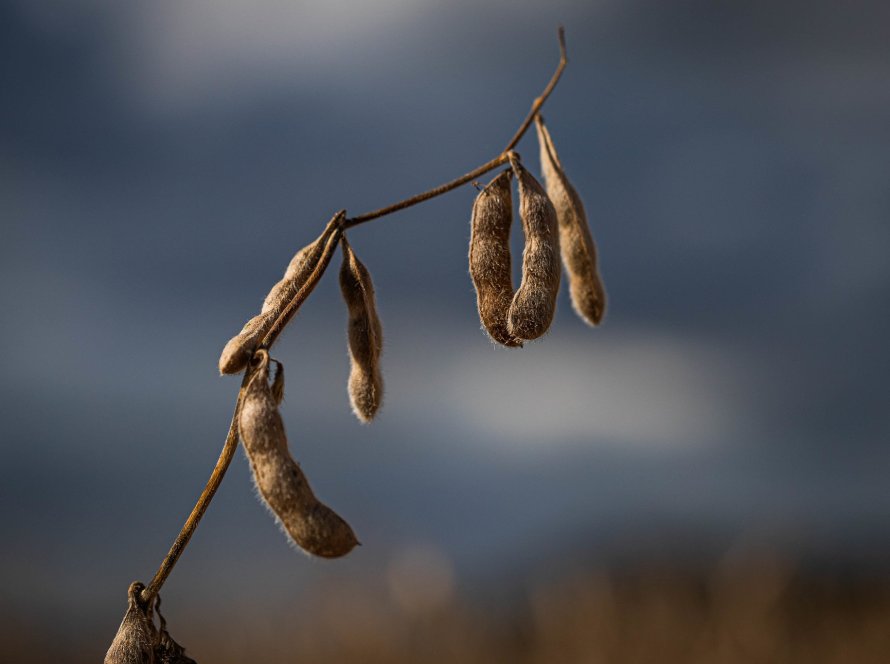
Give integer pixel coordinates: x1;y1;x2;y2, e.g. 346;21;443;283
7;555;890;663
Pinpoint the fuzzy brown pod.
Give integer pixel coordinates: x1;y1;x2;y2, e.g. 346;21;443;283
261;219;339;315
218;211;345;375
105;582;156;664
218;314;266;376
469;171;522;347
536;116;606;325
339;236;384;422
507;157;561;340
239;351;359;558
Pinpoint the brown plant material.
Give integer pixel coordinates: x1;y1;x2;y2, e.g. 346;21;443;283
106;583;197;664
239;350;359;558
261;222;338;315
270;359;285;407
154;636;197;664
339;236;384;422
536;115;606;325
117;28;575;662
218;212;345;375
469;171;523;347
507;156;561;340
152;596;197;664
218;314;266;376
105;582;156;664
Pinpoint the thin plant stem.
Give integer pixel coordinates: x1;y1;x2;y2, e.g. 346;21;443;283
140;368;253;605
343;154;512;228
140;27;569;604
344;25;567;228
502;26;567;154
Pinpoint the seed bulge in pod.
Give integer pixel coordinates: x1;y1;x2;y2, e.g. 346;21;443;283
218;211;345;375
261;218;339;315
218;314;265;375
239;352;359;558
507;158;561;341
339;237;384;422
105;582;156;664
536;116;606;325
469;171;522;348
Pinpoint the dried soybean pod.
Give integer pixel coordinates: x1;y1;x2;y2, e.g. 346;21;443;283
339;236;384;422
239;351;359;558
507;156;561;340
260;246;312;316
105;582;156;664
218;211;346;375
536;115;606;325
469;171;522;347
218;314;266;375
261;218;339;315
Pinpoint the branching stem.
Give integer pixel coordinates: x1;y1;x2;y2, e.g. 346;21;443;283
140;27;569;605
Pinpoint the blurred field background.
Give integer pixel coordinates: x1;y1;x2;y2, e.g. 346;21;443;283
7;553;890;662
2;1;889;662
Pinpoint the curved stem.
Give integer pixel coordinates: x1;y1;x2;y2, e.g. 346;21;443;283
345;25;567;228
344;153;512;229
139;27;569;603
502;26;567;153
140;368;252;605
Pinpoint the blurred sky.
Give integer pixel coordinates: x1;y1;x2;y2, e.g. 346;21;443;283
2;0;889;652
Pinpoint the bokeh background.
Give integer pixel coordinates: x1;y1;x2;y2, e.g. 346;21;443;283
2;1;889;661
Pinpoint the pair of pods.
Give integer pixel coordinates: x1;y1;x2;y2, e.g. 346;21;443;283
218;220;383;559
219;215;384;425
236;231;385;554
469;119;606;346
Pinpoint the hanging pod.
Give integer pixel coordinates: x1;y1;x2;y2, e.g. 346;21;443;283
261;219;339;316
507;156;561;341
218;211;345;375
238;351;359;558
218;313;266;376
339;236;384;423
469;170;522;347
536;116;606;325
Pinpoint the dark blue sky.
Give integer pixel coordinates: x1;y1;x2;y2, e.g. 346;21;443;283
2;0;889;652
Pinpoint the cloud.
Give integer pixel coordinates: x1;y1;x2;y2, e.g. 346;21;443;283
13;0;609;110
388;323;752;453
121;1;425;103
